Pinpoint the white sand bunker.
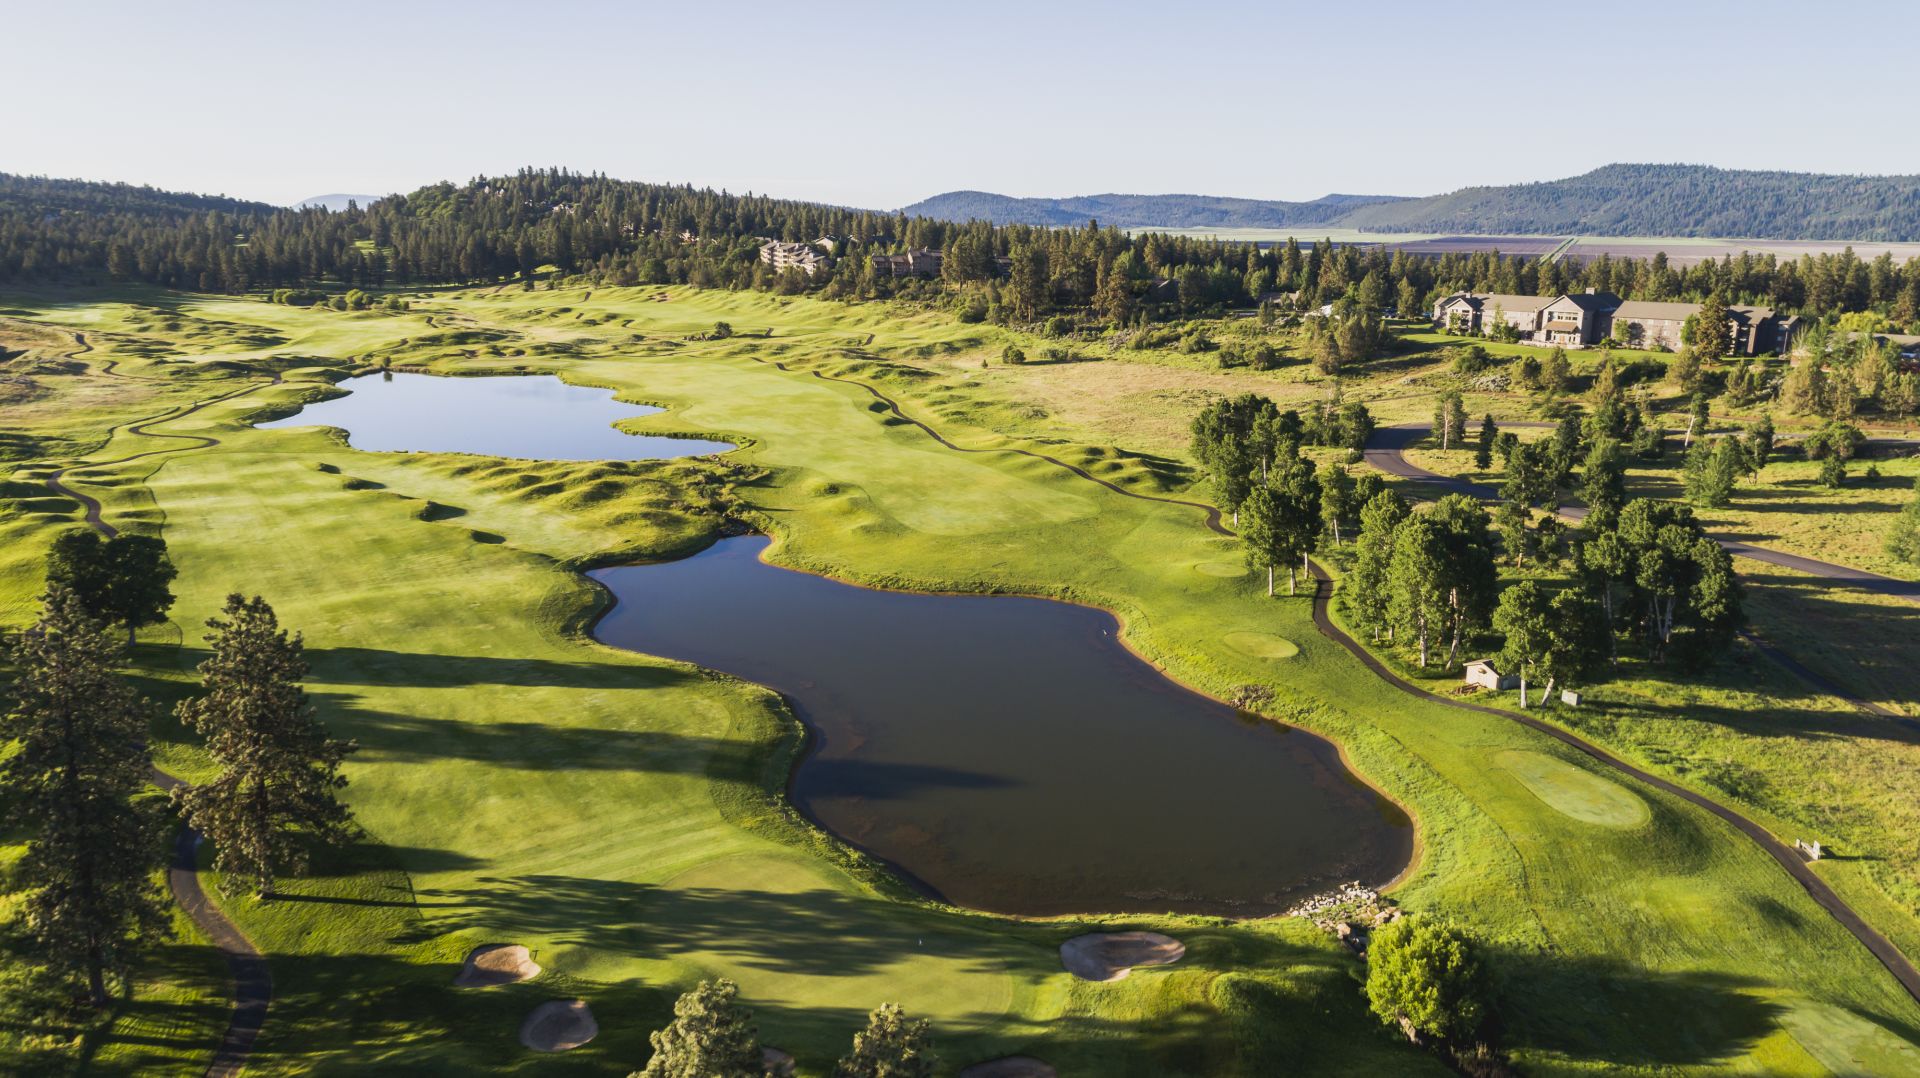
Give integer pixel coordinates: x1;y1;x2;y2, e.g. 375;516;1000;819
1060;931;1185;982
455;943;541;987
762;1047;796;1076
959;1056;1058;1078
520;999;597;1052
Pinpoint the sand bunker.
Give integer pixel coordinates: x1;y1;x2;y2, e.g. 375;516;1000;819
455;943;541;987
1060;931;1185;982
762;1047;796;1077
520;999;597;1052
959;1056;1058;1078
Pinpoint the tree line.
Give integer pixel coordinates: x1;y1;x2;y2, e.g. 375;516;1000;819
9;169;1915;332
1193;388;1744;705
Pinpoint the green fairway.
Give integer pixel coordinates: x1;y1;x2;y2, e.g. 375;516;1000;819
5;283;1920;1075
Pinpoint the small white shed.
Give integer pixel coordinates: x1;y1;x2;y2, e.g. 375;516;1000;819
1464;658;1518;691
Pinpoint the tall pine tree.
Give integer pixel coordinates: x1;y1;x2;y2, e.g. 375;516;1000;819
1;586;165;1007
174;594;356;896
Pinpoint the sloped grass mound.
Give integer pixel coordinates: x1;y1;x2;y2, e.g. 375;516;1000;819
1496;750;1650;829
1222;631;1299;660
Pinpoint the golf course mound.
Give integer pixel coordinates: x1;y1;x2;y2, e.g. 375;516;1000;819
454;943;540;987
1193;559;1246;577
1060;932;1185;982
519;999;597;1052
1223;630;1300;660
762;1046;797;1076
1495;750;1650;828
959;1056;1057;1078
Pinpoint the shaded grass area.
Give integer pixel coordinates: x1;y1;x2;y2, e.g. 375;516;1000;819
1;283;1918;1074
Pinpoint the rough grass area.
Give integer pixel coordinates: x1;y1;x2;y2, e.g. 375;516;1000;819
2;283;1918;1075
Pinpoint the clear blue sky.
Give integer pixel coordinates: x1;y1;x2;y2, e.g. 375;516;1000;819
9;0;1913;208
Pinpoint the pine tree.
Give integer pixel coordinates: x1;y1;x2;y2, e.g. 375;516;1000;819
1493;581;1551;707
1240;483;1284;598
174;594;357;896
1693;292;1731;359
1886;480;1920;565
636;979;763;1078
1349;491;1409;643
833;1003;937;1078
1;586;165;1007
1475;415;1497;470
1319;461;1356;544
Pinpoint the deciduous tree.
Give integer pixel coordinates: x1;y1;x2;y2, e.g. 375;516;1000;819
636;979;762;1078
1365;917;1486;1045
833;1003;937;1078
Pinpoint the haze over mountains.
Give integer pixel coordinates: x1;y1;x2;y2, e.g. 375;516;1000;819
902;164;1920;242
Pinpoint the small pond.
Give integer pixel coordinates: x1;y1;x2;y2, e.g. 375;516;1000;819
591;536;1411;918
260;372;734;459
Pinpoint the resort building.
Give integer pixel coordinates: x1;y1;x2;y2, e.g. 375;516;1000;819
1431;292;1558;338
1438;290;1799;355
758;241;831;276
870;248;944;278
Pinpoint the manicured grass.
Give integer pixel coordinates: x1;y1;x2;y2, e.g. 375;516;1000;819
4;284;1920;1075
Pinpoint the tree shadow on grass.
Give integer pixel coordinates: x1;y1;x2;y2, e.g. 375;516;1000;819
322;700;1016;800
1491;949;1792;1068
421;872;1025;981
297;645;709;691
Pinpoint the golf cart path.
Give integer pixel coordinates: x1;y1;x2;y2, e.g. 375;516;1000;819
40;354;277;1078
1366;423;1920;603
745;355;1920;1009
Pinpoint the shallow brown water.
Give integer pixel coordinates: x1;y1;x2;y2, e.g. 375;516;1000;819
590;536;1411;918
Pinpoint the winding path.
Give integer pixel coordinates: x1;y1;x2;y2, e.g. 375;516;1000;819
738;353;1920;1008
40;357;278;1078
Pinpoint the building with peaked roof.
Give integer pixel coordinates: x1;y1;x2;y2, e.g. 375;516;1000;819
1539;289;1625;346
1432;292;1558;339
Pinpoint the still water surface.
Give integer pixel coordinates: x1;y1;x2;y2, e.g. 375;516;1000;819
260;372;735;459
591;536;1412;918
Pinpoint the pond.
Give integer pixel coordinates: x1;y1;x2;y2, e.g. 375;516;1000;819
260;371;735;459
591;536;1412;918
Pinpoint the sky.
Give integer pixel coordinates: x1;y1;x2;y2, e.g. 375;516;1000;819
7;0;1914;209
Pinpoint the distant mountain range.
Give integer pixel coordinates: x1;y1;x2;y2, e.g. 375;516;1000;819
295;193;382;212
901;164;1920;242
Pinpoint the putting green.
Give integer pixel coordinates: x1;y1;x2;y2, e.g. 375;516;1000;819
1495;750;1649;829
1222;631;1300;660
1194;559;1247;578
1779;997;1920;1076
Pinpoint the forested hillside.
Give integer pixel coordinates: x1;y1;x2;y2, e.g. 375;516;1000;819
1342;164;1920;240
905;165;1920;241
899;190;1406;229
2;169;1915;331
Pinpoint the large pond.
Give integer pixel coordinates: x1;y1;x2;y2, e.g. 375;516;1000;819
260;372;735;459
591;536;1412;918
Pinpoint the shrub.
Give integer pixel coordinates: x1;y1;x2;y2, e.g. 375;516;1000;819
1178;329;1217;354
1365;916;1487;1044
1000;345;1026;365
711;321;734;339
1449;344;1493;374
1043;315;1074;338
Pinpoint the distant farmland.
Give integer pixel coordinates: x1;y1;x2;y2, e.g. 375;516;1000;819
1130;225;1920;265
1382;235;1566;257
1559;236;1920;267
